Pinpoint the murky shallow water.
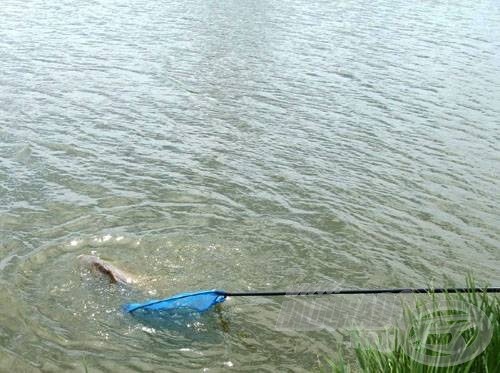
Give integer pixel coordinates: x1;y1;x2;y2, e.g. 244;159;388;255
1;0;500;371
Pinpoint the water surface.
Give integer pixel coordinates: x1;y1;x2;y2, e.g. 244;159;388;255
1;0;500;371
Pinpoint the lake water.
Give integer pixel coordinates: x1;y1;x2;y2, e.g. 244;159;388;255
1;0;500;371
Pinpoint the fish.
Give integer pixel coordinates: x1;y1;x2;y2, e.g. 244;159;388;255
78;254;136;285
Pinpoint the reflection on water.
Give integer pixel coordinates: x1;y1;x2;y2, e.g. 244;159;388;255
1;0;500;370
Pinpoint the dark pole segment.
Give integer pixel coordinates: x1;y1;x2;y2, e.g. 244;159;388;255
223;287;500;297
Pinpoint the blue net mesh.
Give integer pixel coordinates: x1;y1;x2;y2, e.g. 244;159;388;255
124;290;227;313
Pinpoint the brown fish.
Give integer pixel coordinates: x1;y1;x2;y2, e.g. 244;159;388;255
78;254;136;285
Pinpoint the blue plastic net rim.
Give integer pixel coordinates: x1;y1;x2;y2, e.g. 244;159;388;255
125;289;227;313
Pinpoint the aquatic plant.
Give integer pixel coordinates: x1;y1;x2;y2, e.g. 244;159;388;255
328;277;499;372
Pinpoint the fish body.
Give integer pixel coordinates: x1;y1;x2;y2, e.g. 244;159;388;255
78;254;136;285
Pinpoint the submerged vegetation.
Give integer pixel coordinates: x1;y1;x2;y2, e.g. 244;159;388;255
328;278;500;372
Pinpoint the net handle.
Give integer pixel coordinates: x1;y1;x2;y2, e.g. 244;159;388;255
224;287;500;297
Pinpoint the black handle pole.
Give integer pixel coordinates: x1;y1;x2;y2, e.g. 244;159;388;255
223;287;500;297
